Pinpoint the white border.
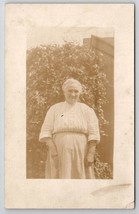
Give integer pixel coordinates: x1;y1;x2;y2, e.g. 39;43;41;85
1;0;137;213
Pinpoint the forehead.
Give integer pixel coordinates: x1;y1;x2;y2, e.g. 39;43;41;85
65;84;80;91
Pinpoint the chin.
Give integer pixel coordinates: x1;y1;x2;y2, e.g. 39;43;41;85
66;99;75;104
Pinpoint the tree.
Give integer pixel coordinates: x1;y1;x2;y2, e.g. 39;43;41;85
26;42;112;179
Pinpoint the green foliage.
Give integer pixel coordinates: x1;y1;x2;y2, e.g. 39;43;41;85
27;42;111;179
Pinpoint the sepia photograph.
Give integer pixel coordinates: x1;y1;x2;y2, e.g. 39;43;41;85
5;4;134;208
26;27;114;179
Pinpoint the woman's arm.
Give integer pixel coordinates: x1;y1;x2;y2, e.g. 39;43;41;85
85;140;98;167
45;137;58;157
39;106;58;156
85;107;100;167
39;106;55;142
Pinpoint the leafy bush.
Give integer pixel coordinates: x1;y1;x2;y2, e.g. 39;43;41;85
27;42;112;179
94;152;113;179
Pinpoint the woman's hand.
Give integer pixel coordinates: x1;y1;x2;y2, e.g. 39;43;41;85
46;138;58;157
85;140;97;167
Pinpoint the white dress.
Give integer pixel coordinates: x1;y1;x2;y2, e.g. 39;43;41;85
39;101;100;179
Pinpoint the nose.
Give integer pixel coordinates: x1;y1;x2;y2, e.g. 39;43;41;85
71;92;76;97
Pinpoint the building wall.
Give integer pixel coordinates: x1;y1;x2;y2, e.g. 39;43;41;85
83;35;114;164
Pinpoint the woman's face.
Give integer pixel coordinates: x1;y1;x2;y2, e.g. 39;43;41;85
64;84;81;104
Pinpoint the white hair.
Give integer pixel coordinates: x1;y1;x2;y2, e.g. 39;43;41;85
62;78;82;93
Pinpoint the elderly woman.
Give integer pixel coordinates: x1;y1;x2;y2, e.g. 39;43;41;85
39;78;100;179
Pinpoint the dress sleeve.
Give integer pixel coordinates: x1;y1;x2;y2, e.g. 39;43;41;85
87;107;100;142
39;106;55;142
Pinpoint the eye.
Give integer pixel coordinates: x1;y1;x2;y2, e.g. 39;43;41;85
68;89;79;93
